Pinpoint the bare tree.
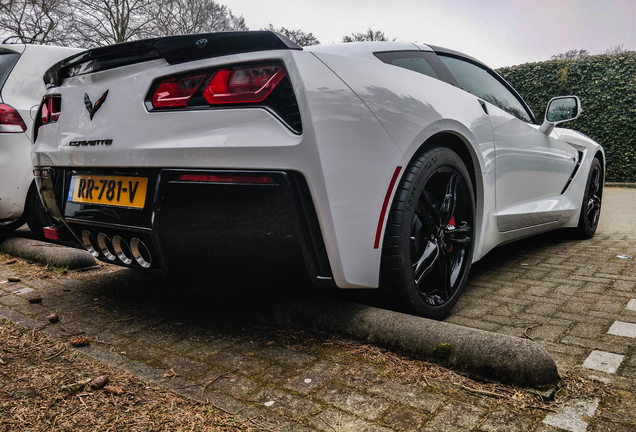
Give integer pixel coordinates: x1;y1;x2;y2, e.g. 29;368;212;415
67;0;156;48
227;10;248;31
262;24;319;46
604;44;629;55
550;49;590;60
152;0;247;36
0;0;72;44
342;28;393;43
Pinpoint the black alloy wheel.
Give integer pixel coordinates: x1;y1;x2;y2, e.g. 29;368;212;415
575;157;603;239
381;146;475;320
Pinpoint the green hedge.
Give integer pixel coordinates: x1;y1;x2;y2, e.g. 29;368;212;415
497;53;636;182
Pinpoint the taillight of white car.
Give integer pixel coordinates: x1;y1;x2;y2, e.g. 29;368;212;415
0;103;27;133
149;63;286;109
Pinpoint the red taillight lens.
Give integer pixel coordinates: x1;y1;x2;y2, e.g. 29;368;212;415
152;74;206;108
0;103;27;133
40;96;61;125
203;65;286;104
178;174;274;184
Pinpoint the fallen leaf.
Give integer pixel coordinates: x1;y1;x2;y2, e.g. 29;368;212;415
5;259;17;265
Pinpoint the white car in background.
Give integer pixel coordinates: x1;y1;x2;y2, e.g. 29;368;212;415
32;32;604;319
0;43;81;235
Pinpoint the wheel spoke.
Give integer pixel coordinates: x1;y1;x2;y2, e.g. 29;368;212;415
418;192;440;232
438;246;452;300
412;240;439;284
439;173;458;226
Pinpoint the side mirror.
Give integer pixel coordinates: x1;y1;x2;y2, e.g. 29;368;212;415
539;96;582;135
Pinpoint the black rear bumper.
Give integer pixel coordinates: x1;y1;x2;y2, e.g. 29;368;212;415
35;167;334;287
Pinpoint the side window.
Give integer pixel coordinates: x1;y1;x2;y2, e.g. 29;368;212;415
439;55;532;123
374;51;457;86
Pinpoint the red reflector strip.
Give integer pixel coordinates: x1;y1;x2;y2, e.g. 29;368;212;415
374;166;402;249
43;226;60;240
178;174;274;184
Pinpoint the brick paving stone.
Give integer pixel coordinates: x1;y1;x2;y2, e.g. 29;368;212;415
233;405;318;432
253;386;321;420
527;323;568;342
259;344;317;368
369;381;445;413
284;360;339;395
336;362;385;390
205;372;262;399
583;350;624;374
480;406;538;432
607;321;636;338
560;335;631;355
421;402;486;432
316;384;390;420
380;406;428;432
119;340;170;368
311;408;393;432
209;351;270;375
257;364;300;386
188;338;234;361
568;322;610;339
162;355;210;379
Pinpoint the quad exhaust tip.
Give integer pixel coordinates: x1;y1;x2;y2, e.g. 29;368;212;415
81;230;152;268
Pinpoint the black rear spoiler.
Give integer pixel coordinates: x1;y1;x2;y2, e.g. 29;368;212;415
44;31;302;87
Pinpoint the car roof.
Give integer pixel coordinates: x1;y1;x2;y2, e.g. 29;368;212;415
306;41;433;62
306;41;490;69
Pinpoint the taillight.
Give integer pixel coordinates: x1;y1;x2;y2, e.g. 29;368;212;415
152;74;206;108
40;95;62;125
149;63;286;109
203;64;285;104
0;103;27;133
146;61;302;134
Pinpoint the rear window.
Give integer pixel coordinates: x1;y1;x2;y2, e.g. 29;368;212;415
0;51;21;94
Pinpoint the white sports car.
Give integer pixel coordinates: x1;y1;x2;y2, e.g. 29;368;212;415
32;31;603;319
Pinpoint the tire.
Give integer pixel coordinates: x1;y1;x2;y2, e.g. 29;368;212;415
25;182;53;240
574;158;603;239
381;147;475;320
0;217;26;234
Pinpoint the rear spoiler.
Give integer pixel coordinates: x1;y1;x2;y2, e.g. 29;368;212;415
44;31;302;87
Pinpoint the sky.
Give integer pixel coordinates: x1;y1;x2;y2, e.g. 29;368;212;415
220;0;636;68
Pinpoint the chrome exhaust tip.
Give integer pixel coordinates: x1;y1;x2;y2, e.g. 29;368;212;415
81;230;99;257
97;233;116;261
130;238;152;268
112;235;133;265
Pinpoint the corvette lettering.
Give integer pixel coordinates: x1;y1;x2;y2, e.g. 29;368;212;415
69;139;113;146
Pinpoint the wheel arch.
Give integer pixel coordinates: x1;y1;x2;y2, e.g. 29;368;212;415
396;130;490;262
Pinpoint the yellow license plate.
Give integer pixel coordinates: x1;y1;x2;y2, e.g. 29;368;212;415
67;175;148;209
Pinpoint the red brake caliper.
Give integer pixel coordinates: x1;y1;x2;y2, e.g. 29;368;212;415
448;216;455;252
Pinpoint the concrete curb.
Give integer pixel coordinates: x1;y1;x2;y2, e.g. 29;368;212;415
275;295;559;387
1;237;96;270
